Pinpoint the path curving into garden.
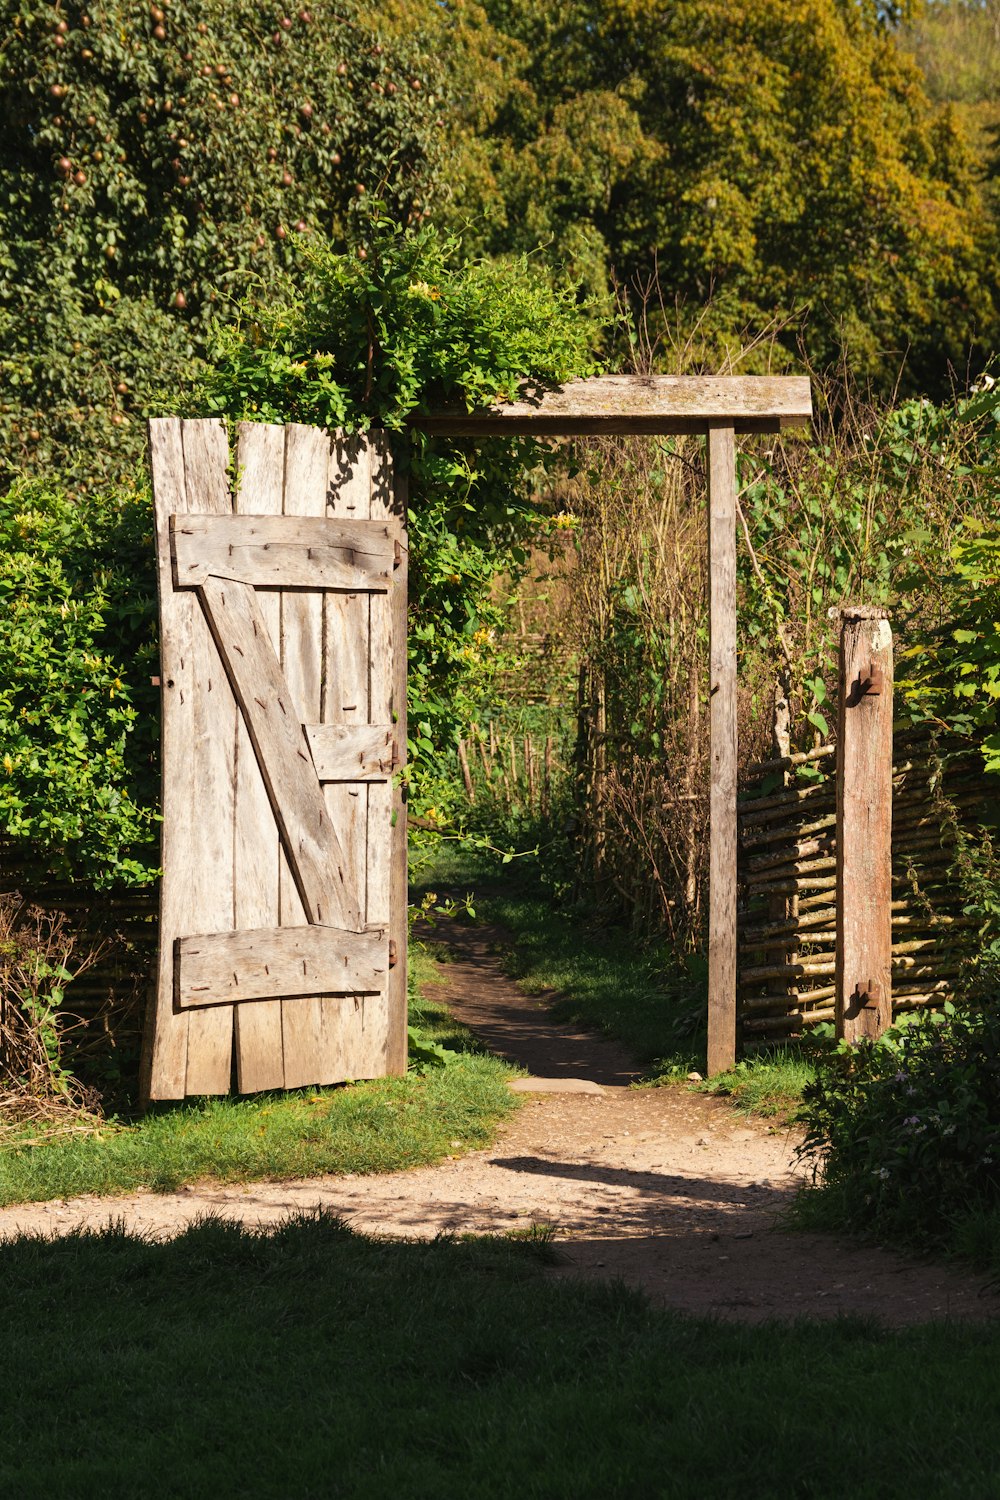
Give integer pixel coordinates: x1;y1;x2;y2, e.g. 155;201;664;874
1;918;997;1325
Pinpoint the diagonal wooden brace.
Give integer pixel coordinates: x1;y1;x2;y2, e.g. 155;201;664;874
197;574;364;932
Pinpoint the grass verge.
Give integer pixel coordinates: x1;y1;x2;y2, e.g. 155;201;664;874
2;1211;999;1499
789;1182;1000;1283
704;1051;818;1121
0;948;518;1207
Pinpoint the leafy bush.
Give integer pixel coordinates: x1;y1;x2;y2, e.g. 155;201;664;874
889;381;1000;770
205;218;600;798
0;480;158;885
0;0;459;489
796;1006;1000;1249
0;223;597;883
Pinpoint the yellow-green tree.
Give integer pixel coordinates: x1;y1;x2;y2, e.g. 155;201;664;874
471;0;997;389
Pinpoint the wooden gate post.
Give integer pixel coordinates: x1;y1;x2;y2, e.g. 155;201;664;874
836;607;893;1041
706;424;738;1075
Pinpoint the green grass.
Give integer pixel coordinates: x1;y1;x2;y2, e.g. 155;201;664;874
789;1181;1000;1284
704;1052;818;1121
0;948;519;1207
2;1211;1000;1499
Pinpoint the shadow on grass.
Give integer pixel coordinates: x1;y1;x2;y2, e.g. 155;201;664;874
2;1211;1000;1499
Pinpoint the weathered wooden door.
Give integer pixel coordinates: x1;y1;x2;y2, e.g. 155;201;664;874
141;418;407;1101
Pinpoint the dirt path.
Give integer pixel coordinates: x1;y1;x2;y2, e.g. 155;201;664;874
1;919;997;1324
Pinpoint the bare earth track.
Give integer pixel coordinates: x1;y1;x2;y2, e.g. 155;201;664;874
1;919;997;1324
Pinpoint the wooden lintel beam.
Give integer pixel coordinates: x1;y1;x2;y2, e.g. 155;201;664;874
411;375;812;438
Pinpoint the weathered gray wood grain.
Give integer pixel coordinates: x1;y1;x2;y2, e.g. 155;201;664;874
280;424;335;1085
177;924;389;1006
170;513;393;590
141;418;194;1102
304;723;396;781
177;419;238;1096
412;375;812;436
706;424;738;1077
197;574;363;933
323;436;385;1079
373;433;409;1075
836;614;894;1041
146;418;407;1098
232;422;285;1092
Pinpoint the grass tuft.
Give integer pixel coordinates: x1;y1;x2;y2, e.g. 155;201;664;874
705;1053;817;1121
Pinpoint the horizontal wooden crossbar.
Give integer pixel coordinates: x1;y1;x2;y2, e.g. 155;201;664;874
305;723;398;781
171;514;394;590
410;375;812;437
176;924;389;1007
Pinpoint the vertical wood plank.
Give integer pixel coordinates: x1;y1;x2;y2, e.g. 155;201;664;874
377;434;409;1075
232;423;285;1092
706;424;738;1076
280;423;331;1088
180;418;237;1094
836;610;894;1041
324;435;382;1080
141;418;193;1102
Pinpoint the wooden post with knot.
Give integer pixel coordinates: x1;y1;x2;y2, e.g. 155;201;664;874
835;606;894;1042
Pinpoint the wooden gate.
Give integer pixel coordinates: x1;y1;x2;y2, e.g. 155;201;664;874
141;418;407;1101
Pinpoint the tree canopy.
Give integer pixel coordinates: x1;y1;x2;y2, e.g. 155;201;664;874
463;0;997;389
1;0;995;493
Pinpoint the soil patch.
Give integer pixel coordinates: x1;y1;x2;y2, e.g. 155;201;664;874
1;917;996;1325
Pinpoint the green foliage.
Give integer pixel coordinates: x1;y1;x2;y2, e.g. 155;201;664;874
796;1005;1000;1247
0;480;158;885
0;223;597;881
205;220;600;794
405;1026;460;1072
738;388;1000;728
880;382;1000;769
0;901;91;1109
902;0;1000;176
0;0;459;488
473;0;998;390
899;516;1000;770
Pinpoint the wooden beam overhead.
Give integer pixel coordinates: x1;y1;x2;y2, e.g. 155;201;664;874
411;374;812;437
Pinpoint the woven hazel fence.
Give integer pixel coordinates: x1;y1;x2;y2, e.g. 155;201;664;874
737;724;988;1046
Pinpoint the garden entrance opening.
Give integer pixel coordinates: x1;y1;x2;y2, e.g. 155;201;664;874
143;376;811;1102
